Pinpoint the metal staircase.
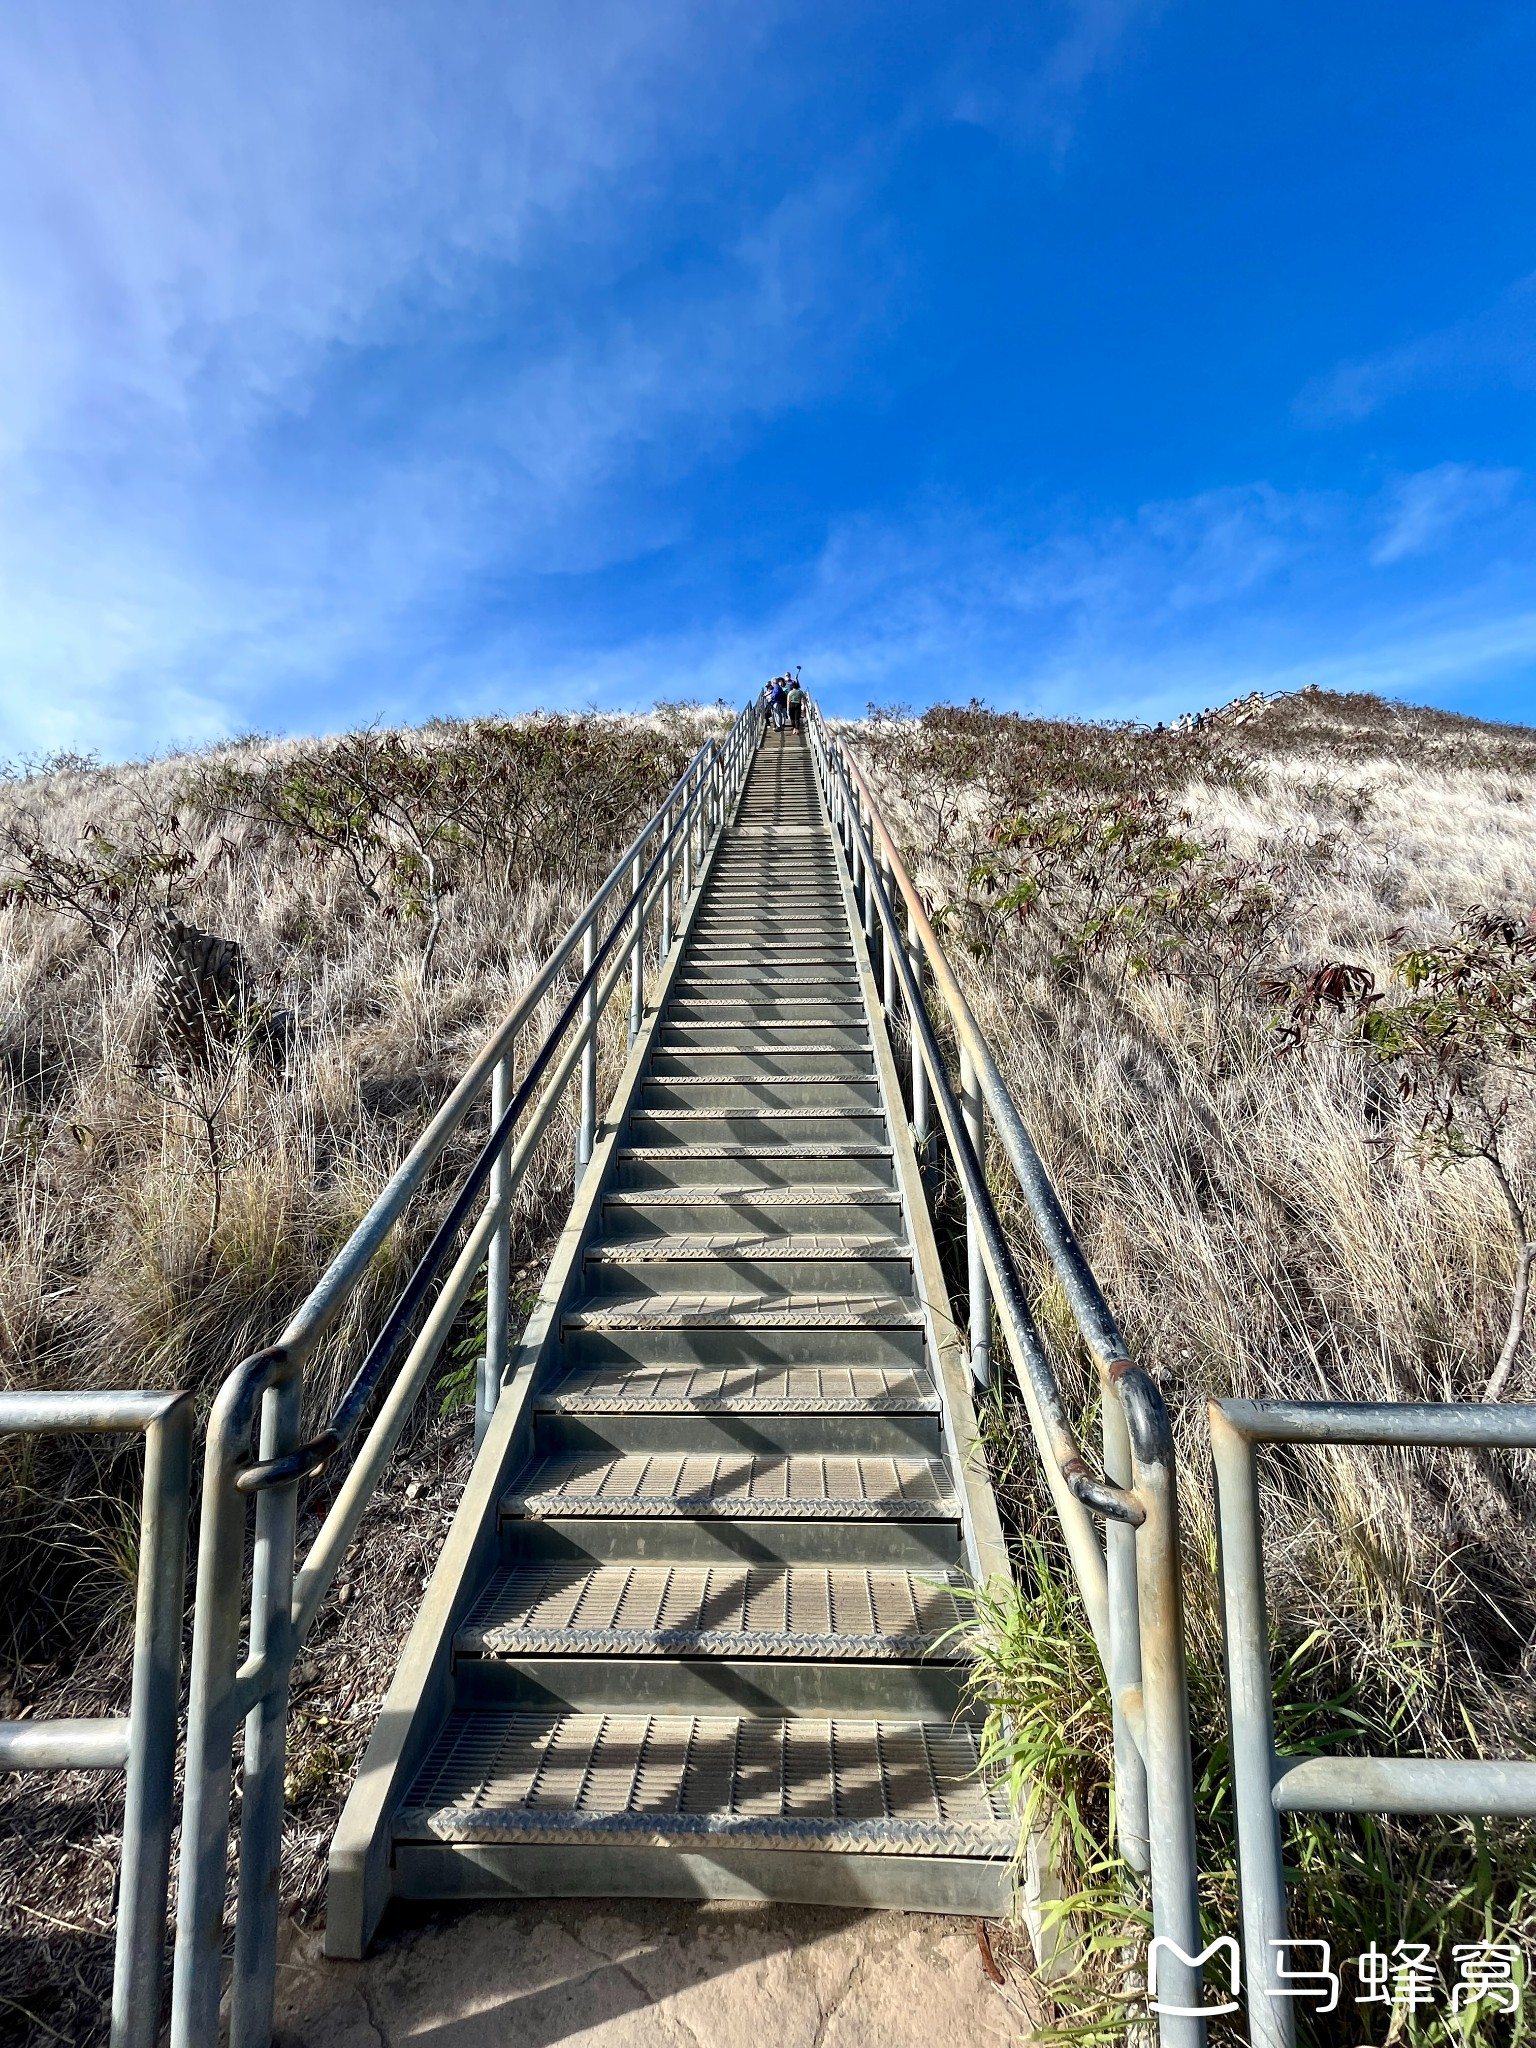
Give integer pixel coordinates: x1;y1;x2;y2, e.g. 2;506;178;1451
326;726;1013;1952
15;694;1534;2048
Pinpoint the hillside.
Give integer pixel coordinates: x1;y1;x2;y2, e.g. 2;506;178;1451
855;686;1536;2040
0;704;727;2042
1;685;1533;2044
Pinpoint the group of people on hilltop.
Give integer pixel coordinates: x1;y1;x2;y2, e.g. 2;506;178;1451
764;669;805;732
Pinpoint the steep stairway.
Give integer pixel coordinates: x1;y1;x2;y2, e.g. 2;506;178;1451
328;727;1013;1952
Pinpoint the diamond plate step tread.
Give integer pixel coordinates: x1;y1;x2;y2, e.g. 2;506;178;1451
641;1074;870;1087
665;1000;866;1011
458;1564;971;1659
671;987;868;995
629;1108;884;1122
564;1296;923;1330
602;1188;897;1206
616;1143;894;1161
648;1044;872;1057
397;1711;1012;1857
586;1235;907;1261
504;1452;959;1520
543;1361;938;1412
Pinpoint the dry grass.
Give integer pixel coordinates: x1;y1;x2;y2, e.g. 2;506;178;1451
0;701;727;2045
857;688;1536;2041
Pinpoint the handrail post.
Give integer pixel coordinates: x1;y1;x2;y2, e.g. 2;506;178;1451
960;1045;992;1389
114;1397;193;2048
578;922;597;1174
1209;1408;1297;2048
1122;1372;1206;2047
480;1053;512;1444
1102;1376;1152;1873
660;797;674;959
879;846;895;1012
0;1392;192;2048
174;1361;279;2048
228;1373;302;2048
681;774;694;902
906;902;931;1174
628;848;644;1044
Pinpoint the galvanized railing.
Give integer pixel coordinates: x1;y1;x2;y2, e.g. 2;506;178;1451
0;1390;192;2048
806;705;1208;2038
168;698;762;2048
812;700;1536;2044
12;692;1531;2048
1212;1398;1536;2047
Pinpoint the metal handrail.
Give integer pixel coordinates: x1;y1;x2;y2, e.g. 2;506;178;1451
170;698;763;2048
1212;1397;1536;2048
0;1390;192;2048
807;703;1207;2042
812;703;1536;2044
238;780;711;1493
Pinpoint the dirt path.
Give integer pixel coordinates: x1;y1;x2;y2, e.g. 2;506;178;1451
273;1900;1031;2048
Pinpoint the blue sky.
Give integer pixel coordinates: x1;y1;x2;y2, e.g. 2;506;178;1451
1;0;1533;756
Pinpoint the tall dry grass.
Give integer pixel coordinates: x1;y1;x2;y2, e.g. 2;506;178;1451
857;690;1536;2042
0;702;727;2044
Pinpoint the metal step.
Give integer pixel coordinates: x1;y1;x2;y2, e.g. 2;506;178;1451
537;1411;942;1458
458;1564;970;1661
662;1003;869;1026
559;1322;930;1373
586;1230;906;1262
581;1236;909;1269
563;1294;922;1332
612;1145;896;1191
395;1711;1013;1875
503;1452;958;1523
671;972;863;993
600;1190;903;1236
646;1049;875;1079
637;1078;882;1110
542;1361;935;1411
625;1111;889;1149
652;1023;873;1050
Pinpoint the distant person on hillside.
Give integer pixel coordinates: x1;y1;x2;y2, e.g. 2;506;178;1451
786;678;804;731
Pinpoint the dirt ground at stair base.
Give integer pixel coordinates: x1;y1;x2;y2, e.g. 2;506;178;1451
273;1899;1034;2047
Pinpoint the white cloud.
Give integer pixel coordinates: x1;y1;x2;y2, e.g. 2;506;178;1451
0;0;895;753
0;1;714;460
1369;463;1521;566
482;478;1536;729
1297;272;1536;426
946;0;1152;158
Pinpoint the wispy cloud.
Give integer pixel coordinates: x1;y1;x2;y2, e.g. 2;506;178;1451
0;0;892;754
1369;463;1521;565
945;0;1151;158
0;2;1529;759
1297;272;1536;426
426;471;1536;730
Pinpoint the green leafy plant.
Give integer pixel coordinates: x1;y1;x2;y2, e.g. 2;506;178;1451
0;799;194;963
189;715;697;975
